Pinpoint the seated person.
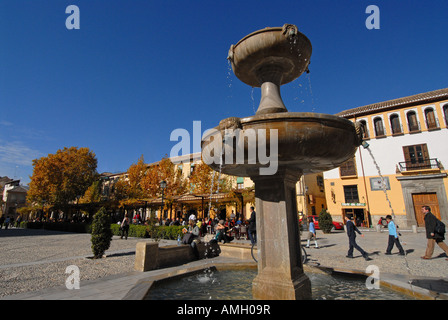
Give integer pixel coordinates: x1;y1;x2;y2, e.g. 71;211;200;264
215;220;234;243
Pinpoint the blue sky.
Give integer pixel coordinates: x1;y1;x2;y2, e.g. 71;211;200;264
1;0;447;185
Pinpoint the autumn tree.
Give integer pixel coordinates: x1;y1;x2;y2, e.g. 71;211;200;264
27;147;98;207
141;155;188;201
126;155;147;199
79;180;102;204
189;160;231;194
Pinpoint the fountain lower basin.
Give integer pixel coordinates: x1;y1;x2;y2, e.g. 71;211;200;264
202;112;361;177
144;266;417;300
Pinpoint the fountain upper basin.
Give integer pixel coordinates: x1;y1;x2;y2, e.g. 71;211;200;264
201;112;362;177
228;24;312;87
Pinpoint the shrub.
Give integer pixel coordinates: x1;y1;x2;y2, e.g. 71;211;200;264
318;209;334;234
91;207;113;259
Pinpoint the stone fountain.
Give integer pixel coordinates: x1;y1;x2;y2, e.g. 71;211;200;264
201;24;363;300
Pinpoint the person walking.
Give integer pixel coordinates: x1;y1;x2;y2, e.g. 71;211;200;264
385;215;405;255
421;206;448;260
248;206;257;245
120;214;130;240
306;216;319;248
345;215;370;261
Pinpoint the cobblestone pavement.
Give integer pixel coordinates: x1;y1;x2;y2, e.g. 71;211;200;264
0;227;447;299
301;228;448;279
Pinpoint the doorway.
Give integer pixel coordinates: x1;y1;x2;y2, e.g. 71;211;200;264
412;193;440;226
343;208;367;227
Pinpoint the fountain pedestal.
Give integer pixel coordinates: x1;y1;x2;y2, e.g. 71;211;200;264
251;168;311;300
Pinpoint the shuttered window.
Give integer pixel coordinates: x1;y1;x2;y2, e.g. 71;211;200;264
339;158;357;177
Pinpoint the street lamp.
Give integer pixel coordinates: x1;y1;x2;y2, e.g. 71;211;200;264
160;180;167;219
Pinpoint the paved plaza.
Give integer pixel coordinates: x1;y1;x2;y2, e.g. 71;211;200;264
0;227;447;300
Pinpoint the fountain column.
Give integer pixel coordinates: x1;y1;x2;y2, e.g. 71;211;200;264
251;167;312;300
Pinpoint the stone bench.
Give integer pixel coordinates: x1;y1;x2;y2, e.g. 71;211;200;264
219;243;257;260
134;241;220;272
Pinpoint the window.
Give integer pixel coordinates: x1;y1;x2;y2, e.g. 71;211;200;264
339;158;357;177
359;120;369;139
373;117;385;137
316;175;324;192
236;177;244;189
343;185;359;203
443;104;448;126
406;111;420;132
402;144;430;169
390;114;402;135
424;107;439;129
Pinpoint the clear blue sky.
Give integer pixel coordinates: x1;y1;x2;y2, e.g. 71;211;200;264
1;0;447;185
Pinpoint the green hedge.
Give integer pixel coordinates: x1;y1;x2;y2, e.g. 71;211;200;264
20;221;183;240
111;224;184;240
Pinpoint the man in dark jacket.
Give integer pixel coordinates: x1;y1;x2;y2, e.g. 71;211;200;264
345;215;371;261
248;206;256;245
421;206;448;260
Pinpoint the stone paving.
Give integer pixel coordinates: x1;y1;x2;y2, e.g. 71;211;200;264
0;227;447;300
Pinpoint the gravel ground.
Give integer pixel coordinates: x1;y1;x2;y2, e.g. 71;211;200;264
1;227;447;299
0;228;160;298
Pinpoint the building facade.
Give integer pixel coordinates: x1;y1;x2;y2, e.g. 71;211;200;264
323;88;448;228
1;179;28;220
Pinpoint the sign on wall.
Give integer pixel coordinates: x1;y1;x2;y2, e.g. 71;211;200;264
370;177;390;191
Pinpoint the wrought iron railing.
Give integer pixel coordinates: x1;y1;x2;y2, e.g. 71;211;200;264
426;117;440;130
398;158;441;171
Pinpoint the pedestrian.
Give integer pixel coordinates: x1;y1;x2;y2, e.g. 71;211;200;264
120;214;130;240
306;216;319;248
345;215;370;261
385;215;405;255
4;216;10;230
248;206;256;245
420;206;448;260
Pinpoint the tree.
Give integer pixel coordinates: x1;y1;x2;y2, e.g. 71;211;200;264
126;155;147;199
318;208;334;234
27;147;98;208
189;160;231;194
140;155;188;201
79;180;102;204
91;207;113;259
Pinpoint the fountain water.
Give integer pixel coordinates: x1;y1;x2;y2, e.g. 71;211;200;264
202;24;364;300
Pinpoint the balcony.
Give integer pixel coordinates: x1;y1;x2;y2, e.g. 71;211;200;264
407;120;421;133
398;158;442;173
426;118;440;131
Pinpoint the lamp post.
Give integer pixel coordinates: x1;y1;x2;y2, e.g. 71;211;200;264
160;180;167;219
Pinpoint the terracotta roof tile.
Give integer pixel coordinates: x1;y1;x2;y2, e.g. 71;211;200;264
336;88;448;118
